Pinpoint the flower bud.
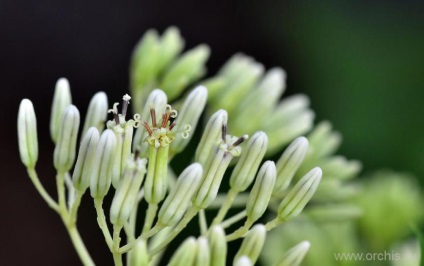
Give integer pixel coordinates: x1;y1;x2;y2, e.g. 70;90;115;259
275;241;310;266
168;237;197;266
307;121;341;158
246;161;276;223
195;110;228;166
157;26;184;73
319;156;362;180
110;158;147;225
158;163;203;226
234;256;252;266
208;226;227;266
17;99;38;168
170;86;208;155
90;129;117;198
194;237;210;266
274;137;309;195
160;45;210;101
82;92;108;136
112;125;134;188
133;89;167;154
263;94;310;129
278;167;322;221
127;240;149;266
53;105;80;172
144;145;169;204
50;78;72;143
72;127;100;191
230;131;268;192
234;224;266;265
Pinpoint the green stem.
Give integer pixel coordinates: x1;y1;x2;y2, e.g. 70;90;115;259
149;207;199;256
226;219;253;241
112;225;123;266
56;171;68;218
208;192;250;209
119;224;165;254
220;210;247;229
199;209;208;235
27;168;59;212
265;217;282;231
211;189;238;226
142;204;158;233
94;198;113;249
70;191;83;224
67;225;95;266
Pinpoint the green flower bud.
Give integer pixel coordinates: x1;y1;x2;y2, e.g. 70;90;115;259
246;161;276;223
307;121;341;158
230;131;268;192
234;256;252;266
195;237;210;266
160;45;210;101
50;78;72;143
319;156;362;180
81;92;108;136
234;224;266;265
110;157;147;225
157;26;184;73
170;86;208;155
274;241;310;266
133;89;167;154
278;167;322;221
127;240;149;266
144;145;169;204
263;94;310;129
90;129;117;198
193;133;247;209
168;237;197;266
53;105;80;172
158;163;203;226
112;125;134;188
17;99;38;168
274;137;309;195
208;226;227;266
195;110;228;166
72;127;100;192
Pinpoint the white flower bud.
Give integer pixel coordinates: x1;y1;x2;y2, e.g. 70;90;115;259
110;158;147;225
170;86;208;155
53;105;80;172
144;145;169;204
90;129;117;198
112;125;134;188
275;241;310;266
234;224;266;265
246;161;276;223
234;256;252;266
72;127;99;192
158;163;203;226
127;240;149;266
50;78;72;143
194;237;210;266
209;226;227;266
278;167;322;221
230;131;268;192
82;92;108;136
17;99;38;168
274;137;309;195
168;237;197;266
195;110;228;166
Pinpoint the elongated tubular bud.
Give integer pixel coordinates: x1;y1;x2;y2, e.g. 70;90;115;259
273;137;309;195
127;240;149;266
194;237;210;266
158;163;203;226
132;89;167;153
195;110;228;166
82;92;108;136
278;167;322;221
230;131;268;192
144;145;169;204
18;99;38;168
274;241;310;266
209;226;227;266
110;158;147;225
234;256;253;266
246;161;276;223
157;26;184;73
170;86;208;155
112;126;134;188
234;224;266;265
50;78;72;143
53;105;80;172
168;237;197;266
193;148;233;209
72;127;100;192
90;129;117;198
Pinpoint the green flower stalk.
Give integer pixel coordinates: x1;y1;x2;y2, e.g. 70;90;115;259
82;91;108;136
50;77;72;143
53;105;80;172
18;99;38;168
234;224;266;265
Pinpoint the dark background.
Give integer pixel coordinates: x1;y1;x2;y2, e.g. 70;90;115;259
1;0;423;265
